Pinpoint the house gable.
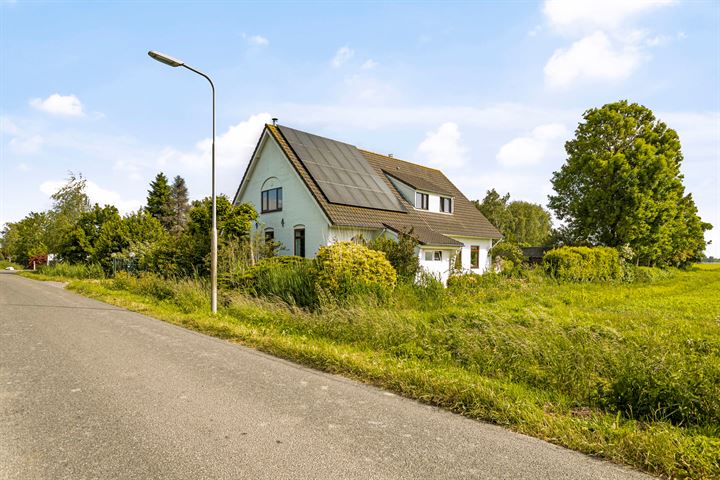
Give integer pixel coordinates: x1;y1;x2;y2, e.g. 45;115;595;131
234;129;331;257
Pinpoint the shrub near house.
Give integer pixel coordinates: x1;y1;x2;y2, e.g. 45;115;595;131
543;246;622;282
315;242;396;299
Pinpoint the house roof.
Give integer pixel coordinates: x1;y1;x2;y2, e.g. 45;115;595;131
244;124;502;241
278;125;405;213
384;169;453;197
382;224;464;247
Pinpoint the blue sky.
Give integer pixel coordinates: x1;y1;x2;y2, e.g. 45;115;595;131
1;0;718;255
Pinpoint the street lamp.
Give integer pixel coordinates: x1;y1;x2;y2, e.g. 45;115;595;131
148;50;218;314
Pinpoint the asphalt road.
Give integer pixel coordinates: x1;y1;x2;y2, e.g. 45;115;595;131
0;272;651;480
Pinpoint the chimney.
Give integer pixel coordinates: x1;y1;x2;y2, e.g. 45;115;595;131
388;153;394;158
272;117;278;126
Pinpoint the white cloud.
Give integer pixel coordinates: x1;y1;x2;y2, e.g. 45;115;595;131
361;59;378;70
544;31;643;88
30;93;85;116
332;46;354;68
159;113;272;171
247;34;269;46
16;163;30;172
39;180;142;214
416;122;468;169
543;0;677;34
541;0;677;88
497;123;568;167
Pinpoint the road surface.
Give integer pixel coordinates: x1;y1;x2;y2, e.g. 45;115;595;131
0;272;650;479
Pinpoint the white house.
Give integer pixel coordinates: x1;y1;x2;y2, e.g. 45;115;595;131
233;123;502;283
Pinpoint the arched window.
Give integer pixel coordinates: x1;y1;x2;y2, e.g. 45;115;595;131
260;177;282;213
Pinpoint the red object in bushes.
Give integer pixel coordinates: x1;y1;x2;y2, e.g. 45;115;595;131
26;253;48;269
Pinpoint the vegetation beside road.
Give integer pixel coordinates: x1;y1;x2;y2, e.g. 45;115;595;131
23;263;720;478
0;260;23;270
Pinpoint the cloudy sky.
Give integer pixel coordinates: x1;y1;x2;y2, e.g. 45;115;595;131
1;1;718;255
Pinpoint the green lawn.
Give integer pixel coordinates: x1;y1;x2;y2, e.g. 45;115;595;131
24;265;720;478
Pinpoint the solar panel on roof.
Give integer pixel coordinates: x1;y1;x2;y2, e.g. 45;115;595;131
278;126;405;212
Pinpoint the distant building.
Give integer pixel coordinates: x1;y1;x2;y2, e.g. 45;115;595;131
521;247;550;265
233;124;501;283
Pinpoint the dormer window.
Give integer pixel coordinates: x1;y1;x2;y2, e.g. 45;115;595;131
415;192;429;210
440;196;452;213
261;187;282;213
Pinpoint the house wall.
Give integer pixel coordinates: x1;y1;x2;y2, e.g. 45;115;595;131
236;136;330;257
387;177;415;204
418;246;459;284
447;236;494;274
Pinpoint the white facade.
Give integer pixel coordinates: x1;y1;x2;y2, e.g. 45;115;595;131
448;236;494;274
417;237;493;284
236;134;331;257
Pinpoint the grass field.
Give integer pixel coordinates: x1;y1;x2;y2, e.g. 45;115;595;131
22;265;720;478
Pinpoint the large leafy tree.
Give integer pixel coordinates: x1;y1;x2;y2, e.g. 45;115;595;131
1;212;51;266
168;175;190;234
146;173;172;229
475;189;552;246
506;201;552;246
474;189;511;235
47;173;91;253
548;100;711;266
60;204;121;263
92;211;168;272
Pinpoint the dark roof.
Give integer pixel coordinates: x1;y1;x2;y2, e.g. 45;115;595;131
240;125;502;241
278;125;405;212
383;224;464;247
384;170;453;196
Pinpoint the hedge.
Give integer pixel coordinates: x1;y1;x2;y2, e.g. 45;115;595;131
543;246;622;282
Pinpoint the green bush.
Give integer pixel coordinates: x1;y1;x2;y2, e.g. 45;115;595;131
315;242;396;299
447;272;483;291
367;232;419;282
543;246;622;282
634;266;673;283
490;242;524;266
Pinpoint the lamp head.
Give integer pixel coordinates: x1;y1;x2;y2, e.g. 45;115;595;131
148;51;184;67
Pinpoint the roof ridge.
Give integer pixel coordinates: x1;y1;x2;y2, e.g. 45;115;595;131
358;149;442;172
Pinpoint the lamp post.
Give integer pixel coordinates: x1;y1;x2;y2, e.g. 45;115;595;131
148;50;218;314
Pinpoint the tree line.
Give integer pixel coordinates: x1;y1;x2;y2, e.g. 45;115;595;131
0;172;259;274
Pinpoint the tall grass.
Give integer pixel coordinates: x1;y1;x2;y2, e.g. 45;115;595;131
37;262;105;279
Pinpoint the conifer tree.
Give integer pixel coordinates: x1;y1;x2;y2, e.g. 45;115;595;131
146;172;172;229
168;175;190;234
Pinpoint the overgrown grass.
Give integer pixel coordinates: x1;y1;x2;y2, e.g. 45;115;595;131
35;262;106;279
24;265;720;478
